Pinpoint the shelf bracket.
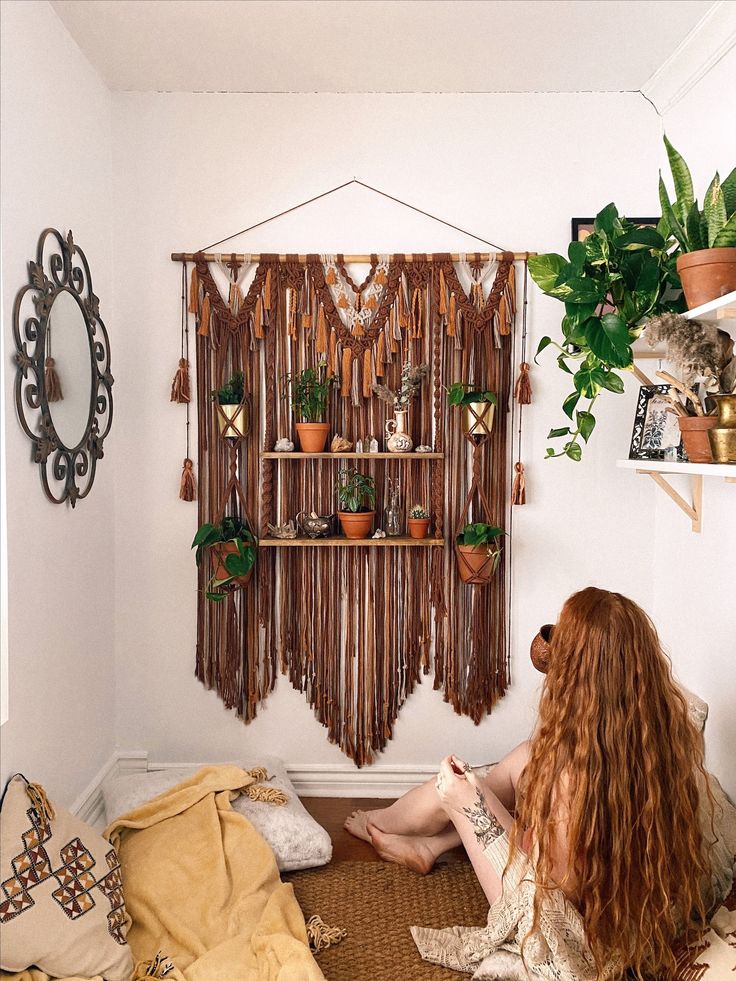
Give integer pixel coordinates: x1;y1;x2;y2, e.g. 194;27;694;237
638;470;703;533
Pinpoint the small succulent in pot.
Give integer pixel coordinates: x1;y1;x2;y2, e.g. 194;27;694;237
407;504;431;540
282;361;335;452
455;522;505;585
211;371;249;438
336;467;376;539
192;515;256;601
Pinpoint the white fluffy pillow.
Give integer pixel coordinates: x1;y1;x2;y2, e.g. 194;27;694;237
102;756;331;872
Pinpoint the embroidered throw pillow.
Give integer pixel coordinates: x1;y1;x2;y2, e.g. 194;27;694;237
0;774;133;981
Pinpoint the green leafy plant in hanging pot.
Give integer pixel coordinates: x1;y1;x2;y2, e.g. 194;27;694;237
658;135;736;309
192;515;256;601
211;371;249;439
336;467;376;539
529;203;683;460
282;361;334;452
455;522;505;585
447;383;497;439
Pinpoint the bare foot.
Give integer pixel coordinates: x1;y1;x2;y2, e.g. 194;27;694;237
343;809;374;844
367;823;436;875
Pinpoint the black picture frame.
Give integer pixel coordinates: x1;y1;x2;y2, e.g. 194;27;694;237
629;385;685;462
572;217;660;242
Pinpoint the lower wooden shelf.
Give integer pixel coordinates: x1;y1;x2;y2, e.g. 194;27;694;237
258;535;444;547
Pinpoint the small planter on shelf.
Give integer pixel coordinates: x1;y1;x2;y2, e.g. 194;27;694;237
192;516;256;601
211;372;249;439
407;505;431;539
283;361;334;453
455;522;505;585
337;467;376;540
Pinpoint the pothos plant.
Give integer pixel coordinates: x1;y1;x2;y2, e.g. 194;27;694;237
192;516;256;602
336;468;376;513
529;203;684;460
447;383;498;408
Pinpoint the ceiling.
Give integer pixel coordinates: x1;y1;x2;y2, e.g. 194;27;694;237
50;0;716;95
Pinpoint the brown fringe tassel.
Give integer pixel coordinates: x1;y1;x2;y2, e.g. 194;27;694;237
287;288;298;337
398;282;410;330
514;362;532;404
325;266;336;285
315;304;327;353
197;294;211;336
264;268;272;310
447;292;457;336
341;347;352;396
170;357;190;403
375;331;386;377
511;462;526;505
44;357;63;402
363;348;373;398
353;317;364;338
411;288;423;338
254;295;264;339
389;306;399;352
438;268;448;316
327;329;337;377
188;266;199;313
179;457;196;501
26;781;55;831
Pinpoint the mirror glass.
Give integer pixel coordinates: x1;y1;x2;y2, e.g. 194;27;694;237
45;290;93;448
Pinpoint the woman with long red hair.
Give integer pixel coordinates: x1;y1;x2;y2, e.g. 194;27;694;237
345;587;734;979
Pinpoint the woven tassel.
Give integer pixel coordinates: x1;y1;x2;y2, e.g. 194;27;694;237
254;295;264;338
325;266;336;285
438;269;448;316
264;268;272;311
287;287;297;337
170;358;190;403
514;362;532;404
363;348;373;398
197;294;210;336
26;782;55;831
353;317;364;338
188;266;199;313
44;357;63;402
411;288;423;338
179;457;196;501
374;268;387;285
338;294;349;309
447;292;457;337
512;462;526;505
341;347;352;396
376;331;386;377
315;304;327;353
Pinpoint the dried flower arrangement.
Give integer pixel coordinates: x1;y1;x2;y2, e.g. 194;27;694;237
372;360;429;408
645;312;736;415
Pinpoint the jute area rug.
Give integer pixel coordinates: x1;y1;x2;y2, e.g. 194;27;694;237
286;860;488;980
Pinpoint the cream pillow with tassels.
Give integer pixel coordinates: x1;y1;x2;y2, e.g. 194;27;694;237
0;774;133;981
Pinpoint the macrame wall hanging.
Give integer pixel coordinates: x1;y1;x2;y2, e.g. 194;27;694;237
171;181;534;765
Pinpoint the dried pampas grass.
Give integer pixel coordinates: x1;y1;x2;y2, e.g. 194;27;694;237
645;313;734;392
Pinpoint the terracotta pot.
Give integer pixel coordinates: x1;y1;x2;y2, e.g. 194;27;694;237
296;422;330;453
456;543;501;584
677;248;736;310
216;402;249;439
708;393;736;463
338;510;375;540
530;624;554;674
678;415;717;464
210;541;254;586
408;518;430;539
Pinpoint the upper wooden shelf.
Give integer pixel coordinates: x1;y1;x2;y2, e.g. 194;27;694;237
683;289;736;325
259;535;444;547
261;451;443;460
616;459;735;478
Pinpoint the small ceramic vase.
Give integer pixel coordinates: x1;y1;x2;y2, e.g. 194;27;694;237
385;408;413;453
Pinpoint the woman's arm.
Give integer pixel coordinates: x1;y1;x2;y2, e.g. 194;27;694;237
478;740;530;814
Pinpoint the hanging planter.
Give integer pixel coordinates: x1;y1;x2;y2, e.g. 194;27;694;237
336;467;376;539
455;523;505;585
448;383;497;440
283;362;334;452
192;516;256;601
211;371;250;439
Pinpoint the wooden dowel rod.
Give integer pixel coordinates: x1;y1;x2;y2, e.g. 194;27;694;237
170;251;536;263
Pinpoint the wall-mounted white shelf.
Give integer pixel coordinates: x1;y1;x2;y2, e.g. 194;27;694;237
683;289;736;331
617;459;735;533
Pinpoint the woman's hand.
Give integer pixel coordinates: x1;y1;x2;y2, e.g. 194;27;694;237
435;755;478;815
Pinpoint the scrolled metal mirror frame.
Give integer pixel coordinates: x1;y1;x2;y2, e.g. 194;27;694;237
13;228;114;507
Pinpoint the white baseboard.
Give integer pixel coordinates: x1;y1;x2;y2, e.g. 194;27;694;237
71;750;435;825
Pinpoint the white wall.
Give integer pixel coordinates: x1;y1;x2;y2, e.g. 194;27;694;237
0;0;116;806
653;47;736;797
111;90;661;773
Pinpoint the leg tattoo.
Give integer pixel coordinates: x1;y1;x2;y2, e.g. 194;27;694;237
462;787;505;848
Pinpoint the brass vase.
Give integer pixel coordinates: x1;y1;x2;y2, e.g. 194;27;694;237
462;401;495;439
707;394;736;464
216;402;249;439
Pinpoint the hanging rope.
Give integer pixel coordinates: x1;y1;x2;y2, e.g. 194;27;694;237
177;261;196;501
511;259;529;507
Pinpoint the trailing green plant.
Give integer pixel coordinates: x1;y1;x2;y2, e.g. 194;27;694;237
447;383;498;407
456;522;505;547
408;504;430;520
192;515;256;601
659;135;736;251
210;371;244;406
529;203;683;461
282;361;333;422
336;468;376;513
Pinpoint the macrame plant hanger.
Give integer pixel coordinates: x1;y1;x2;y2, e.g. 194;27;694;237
454;404;502;583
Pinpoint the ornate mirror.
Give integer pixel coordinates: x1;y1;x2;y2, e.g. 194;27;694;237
13;229;113;506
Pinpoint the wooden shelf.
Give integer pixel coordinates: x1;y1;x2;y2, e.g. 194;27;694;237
259;535;445;547
261;451;443;460
683;289;736;325
616;459;735;533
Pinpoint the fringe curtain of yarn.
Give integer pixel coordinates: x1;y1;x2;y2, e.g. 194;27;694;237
190;252;517;765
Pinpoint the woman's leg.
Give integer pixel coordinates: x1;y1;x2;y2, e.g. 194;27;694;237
344;776;451;843
365;822;462;875
446;783;514;906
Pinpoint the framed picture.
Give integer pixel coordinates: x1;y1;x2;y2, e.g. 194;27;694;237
629;385;685;461
571;217;659;242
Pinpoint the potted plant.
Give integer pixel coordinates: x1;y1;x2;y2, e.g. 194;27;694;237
283;362;334;452
336;467;376;539
211;371;248;438
447;383;497;438
658;136;736;309
455;522;505;585
529;203;683;460
407;505;431;539
644;311;736;462
192;516;256;601
373;361;429;452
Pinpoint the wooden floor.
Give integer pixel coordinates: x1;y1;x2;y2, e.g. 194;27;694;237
300;797;468;865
